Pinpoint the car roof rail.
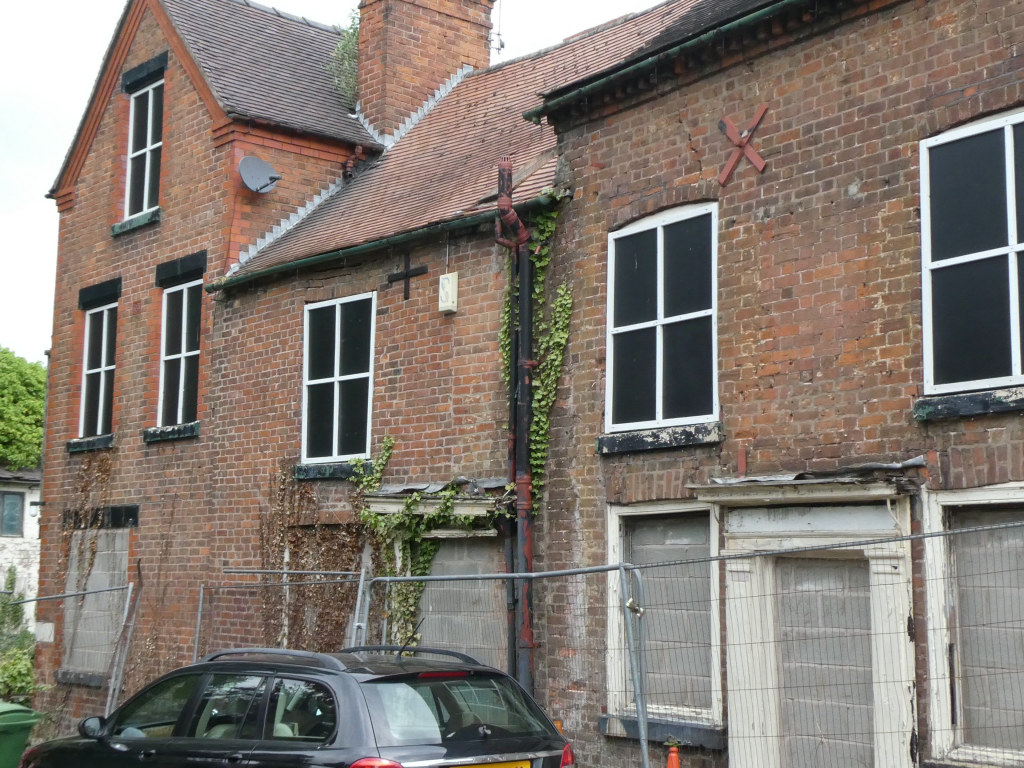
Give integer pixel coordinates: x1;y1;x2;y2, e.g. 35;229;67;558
200;648;346;670
339;645;482;666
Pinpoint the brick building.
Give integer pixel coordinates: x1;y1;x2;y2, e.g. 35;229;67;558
38;0;1024;766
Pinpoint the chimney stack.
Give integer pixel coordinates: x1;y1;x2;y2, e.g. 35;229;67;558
358;0;494;139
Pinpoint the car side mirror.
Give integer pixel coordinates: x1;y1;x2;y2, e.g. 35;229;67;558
78;716;106;740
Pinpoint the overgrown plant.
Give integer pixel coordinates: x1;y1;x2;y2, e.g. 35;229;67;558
328;10;360;108
0;566;45;705
498;194;573;501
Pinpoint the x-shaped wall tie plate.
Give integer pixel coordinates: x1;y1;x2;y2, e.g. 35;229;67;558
717;104;769;186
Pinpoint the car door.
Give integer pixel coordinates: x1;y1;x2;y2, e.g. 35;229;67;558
248;676;360;767
99;673;204;767
154;672;267;767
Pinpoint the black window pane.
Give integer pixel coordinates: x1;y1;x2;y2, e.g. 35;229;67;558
663;316;714;418
185;285;202;353
932;256;1012;385
614;230;657;327
186;675;264;740
128;155;146;216
929;130;1007;260
339;299;372;375
182;356;199;424
306;383;334;458
147;147;161;210
664;214;713;317
1016;124;1024;242
104;307;118;367
165;290;183;356
83;372;100;437
101;369;114;435
112;675;200;738
237;679;266;740
307;306;336;380
162;359;180;426
86;312;103;370
338;377;369;456
132;91;149;154
612;328;656;425
150;84;163;145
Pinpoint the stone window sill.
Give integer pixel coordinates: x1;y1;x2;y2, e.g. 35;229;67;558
598;714;725;750
913;386;1024;421
111;208;161;237
55;669;105;688
597;422;724;455
143;421;200;443
294;462;358;481
67;434;114;453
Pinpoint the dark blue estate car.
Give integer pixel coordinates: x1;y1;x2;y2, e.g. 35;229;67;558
20;647;575;768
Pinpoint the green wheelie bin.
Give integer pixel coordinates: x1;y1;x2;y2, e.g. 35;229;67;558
0;702;42;768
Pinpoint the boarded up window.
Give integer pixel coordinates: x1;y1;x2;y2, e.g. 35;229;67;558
62;530;129;675
951;508;1024;751
625;513;712;713
417;538;507;671
776;558;874;768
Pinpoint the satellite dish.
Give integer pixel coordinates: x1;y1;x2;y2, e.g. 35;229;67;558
239;156;282;193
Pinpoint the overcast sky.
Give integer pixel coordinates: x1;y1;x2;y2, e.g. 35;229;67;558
0;0;662;364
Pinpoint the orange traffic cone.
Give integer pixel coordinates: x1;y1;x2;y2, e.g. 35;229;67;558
666;745;680;768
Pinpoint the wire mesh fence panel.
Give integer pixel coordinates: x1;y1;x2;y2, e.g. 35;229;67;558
195;578;362;660
416;577;510;670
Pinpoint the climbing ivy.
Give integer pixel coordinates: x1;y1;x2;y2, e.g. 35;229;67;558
353;442;492;647
498;194;572;502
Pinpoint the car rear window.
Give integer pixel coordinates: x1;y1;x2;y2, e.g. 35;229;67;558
361;673;557;747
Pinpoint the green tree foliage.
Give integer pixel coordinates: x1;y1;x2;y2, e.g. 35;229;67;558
0;566;42;705
0;347;45;471
328;10;360;108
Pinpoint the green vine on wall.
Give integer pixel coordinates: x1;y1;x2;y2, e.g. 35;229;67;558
352;441;491;647
499;193;573;502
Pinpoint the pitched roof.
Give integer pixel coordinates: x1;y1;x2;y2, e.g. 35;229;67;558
0;468;41;485
160;0;376;146
537;0;781;106
50;0;374;198
223;0;702;284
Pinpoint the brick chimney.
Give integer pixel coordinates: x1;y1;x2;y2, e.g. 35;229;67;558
358;0;494;139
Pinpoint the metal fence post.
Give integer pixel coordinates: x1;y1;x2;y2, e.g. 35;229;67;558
351;568;366;647
192;583;204;662
620;566;650;768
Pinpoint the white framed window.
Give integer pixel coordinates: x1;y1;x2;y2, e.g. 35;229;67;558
0;493;23;538
605;203;718;432
125;79;164;219
158;279;202;426
606;501;722;726
302;292;376;463
921;107;1024;395
924;485;1024;764
79;302;118;438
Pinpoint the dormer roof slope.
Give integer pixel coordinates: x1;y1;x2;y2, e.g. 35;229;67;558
221;0;703;285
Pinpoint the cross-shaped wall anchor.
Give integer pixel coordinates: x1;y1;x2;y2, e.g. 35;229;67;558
387;252;428;300
717;104;769;186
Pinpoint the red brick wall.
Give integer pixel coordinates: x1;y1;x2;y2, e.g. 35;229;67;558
358;0;494;136
537;0;1024;764
38;5;355;729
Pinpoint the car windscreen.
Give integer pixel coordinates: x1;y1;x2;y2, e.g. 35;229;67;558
361;672;558;746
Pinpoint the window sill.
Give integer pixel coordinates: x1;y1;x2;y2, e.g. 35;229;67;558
55;669;105;688
67;434;114;453
111;208;160;237
913;386;1024;421
143;421;200;443
293;462;359;481
597;422;724;455
598;714;725;750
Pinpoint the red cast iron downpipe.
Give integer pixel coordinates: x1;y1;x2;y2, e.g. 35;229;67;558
495;157;535;696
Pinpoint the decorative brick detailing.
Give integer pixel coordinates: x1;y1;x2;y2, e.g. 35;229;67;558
357;0;493;138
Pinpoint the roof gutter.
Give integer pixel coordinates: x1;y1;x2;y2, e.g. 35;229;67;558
206;192;558;293
524;0;818;124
